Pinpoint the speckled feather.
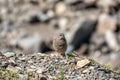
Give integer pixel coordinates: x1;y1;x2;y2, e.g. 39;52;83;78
53;33;67;56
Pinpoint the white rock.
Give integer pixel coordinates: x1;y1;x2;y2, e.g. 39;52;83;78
8;58;15;64
47;10;55;18
30;65;36;69
18;74;28;80
1;7;7;15
97;13;117;34
36;68;44;74
97;0;116;12
75;58;90;69
17;36;43;50
26;68;35;72
58;18;68;31
110;52;119;60
83;68;90;74
105;30;119;51
55;2;67;16
4;52;15;57
97;0;116;7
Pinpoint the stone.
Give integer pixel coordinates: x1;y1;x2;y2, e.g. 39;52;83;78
18;57;26;61
30;65;37;69
101;46;110;53
55;2;67;16
97;13;117;34
47;10;55;18
105;30;119;51
65;0;82;4
8;58;15;64
97;0;116;7
90;33;105;48
65;18;96;53
18;74;28;80
84;0;96;5
58;17;68;31
26;68;35;72
36;68;44;74
110;52;120;60
94;51;101;58
40;76;47;80
1;61;9;67
3;52;15;57
17;35;44;52
37;13;50;22
83;68;90;74
97;0;116;12
75;58;90;69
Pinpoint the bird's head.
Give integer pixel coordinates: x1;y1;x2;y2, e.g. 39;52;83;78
58;33;65;40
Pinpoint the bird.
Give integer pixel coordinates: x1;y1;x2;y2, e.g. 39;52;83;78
53;33;67;56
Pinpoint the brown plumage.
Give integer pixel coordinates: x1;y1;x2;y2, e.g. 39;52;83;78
53;33;67;56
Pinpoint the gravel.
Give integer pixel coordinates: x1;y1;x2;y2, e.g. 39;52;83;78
0;52;120;80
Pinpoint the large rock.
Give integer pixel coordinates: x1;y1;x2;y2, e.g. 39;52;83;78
65;18;97;54
55;2;67;16
58;17;68;31
105;30;119;51
97;0;117;12
17;35;45;53
75;58;90;69
3;52;15;57
97;13;117;34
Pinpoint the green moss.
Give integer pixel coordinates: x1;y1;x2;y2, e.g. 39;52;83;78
8;71;14;77
89;59;99;66
79;68;84;73
27;71;33;76
60;70;65;80
8;71;18;78
68;62;73;69
51;72;57;77
67;54;75;59
115;70;120;75
50;65;59;70
3;78;7;80
0;69;19;79
1;66;6;71
104;64;112;70
24;71;33;76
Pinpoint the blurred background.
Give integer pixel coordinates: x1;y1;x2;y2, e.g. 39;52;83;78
0;0;120;70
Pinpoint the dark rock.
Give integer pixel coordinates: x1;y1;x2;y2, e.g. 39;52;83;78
0;17;2;24
29;15;40;24
40;77;47;80
70;20;97;50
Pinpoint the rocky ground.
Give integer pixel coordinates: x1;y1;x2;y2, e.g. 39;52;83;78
0;51;120;80
0;0;120;79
